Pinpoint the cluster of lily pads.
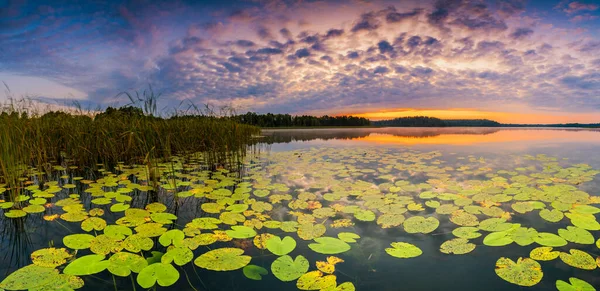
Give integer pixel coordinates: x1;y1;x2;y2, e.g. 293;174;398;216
1;147;600;290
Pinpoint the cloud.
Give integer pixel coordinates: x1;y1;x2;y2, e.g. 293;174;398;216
563;1;599;14
351;12;380;32
510;27;534;39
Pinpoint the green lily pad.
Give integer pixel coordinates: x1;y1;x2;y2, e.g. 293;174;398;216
103;225;132;240
530;247;560;261
337;232;360;243
298;223;326;240
354;210;376;221
162;246;194;266
0;264;59;290
511;227;538;246
63;255;109;275
81;217;107;232
478;218;513;232
136;263;180;288
123;234;154;253
225;226;257;239
559;249;597;270
23;204;45;213
159;229;185;247
194;248;251;271
534;233;568;247
266;236;296;256
385;242;422;258
108;252;148;276
403;216;439;234
5;209;27;218
558;226;595;244
150;212;177;224
271;255;309;282
110;203;130;212
556;277;596;291
145;251;164;265
449;210;479;227
483;231;514;246
495;257;543;287
439;238;476;255
90;235;122;255
135;223;167;238
452;227;482;239
226;204;248;213
539;209;564;223
243;265;268;280
376;213;405;228
187;217;221;229
30;273;84;291
308;237;351;254
31;248;72;268
63;234;95;250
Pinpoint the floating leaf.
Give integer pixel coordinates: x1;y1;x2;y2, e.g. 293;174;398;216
478;218;513;232
376;213;404;228
559;249;597;270
385;242;422;258
253;233;275;249
298;223;326;240
308;237;351;254
225;226;257;239
539;209;564;223
136;263;180;288
296;270;336;291
483;231;513;246
266;236;296;256
449;210;479;227
403;216;439;234
271;255;309;282
439;238;476;255
316;256;344;274
5;209;27;218
534;233;568;247
558;226;595;245
159;229;185;247
452;227;482;239
354;210;376;221
0;264;58;290
337;232;360;243
135;223;167;238
194;248;251;271
123;234;154;253
243;265;268;280
90;235;122;255
31;248;72;268
556;277;596;291
495;257;543;287
162;246;194;266
530;247;560;261
81;217;107;232
108;252;148;277
63;255;109;275
103;225;132;240
63;234;95;250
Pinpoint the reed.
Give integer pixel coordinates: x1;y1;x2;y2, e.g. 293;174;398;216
0;89;260;201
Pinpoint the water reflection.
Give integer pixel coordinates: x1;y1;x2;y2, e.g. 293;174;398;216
260;127;600;146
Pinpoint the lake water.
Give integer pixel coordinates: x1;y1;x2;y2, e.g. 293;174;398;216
2;127;600;291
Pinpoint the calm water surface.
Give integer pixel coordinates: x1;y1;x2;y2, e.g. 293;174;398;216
2;127;600;291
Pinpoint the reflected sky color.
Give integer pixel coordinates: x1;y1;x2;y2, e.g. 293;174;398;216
1;0;600;122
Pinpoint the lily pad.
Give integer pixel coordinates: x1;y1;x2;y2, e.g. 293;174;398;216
31;248;72;268
0;264;59;290
266;236;296;256
108;252;148;276
63;234;95;250
225;226;257;239
495;257;543;287
159;229;185;247
385;242;422;258
296;270;336;291
556;277;596;291
136;263;180;288
354;210;376;221
63;254;109;275
403;216;439;234
439;238;476;255
162;246;194;266
103;225;132;240
530;247;560;261
452;227;482;239
243;265;268;280
194;248;251;271
298;223;326;240
337;232;360;243
539;209;564;223
534;233;568;247
558;226;595;245
81;217;107;232
559;249;597;270
123;234;154;253
271;255;309;282
308;237;351;254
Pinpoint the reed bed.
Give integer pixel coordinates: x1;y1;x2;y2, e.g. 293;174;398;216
0;96;260;201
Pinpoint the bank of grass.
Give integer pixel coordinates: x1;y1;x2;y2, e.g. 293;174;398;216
0;97;260;200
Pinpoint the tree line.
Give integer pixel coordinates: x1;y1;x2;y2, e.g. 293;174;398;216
231;112;371;127
373;116;501;127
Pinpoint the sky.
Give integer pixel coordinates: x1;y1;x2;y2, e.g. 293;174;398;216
1;0;600;123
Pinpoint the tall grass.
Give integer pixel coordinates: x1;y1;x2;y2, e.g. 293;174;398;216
0;88;260;201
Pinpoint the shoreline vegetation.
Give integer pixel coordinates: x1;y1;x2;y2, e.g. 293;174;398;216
234;113;600;128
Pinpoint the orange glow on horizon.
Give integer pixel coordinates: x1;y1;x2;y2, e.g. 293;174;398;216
341;108;600;124
354;130;600;146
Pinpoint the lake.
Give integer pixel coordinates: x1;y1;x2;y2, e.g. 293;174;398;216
1;127;600;291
